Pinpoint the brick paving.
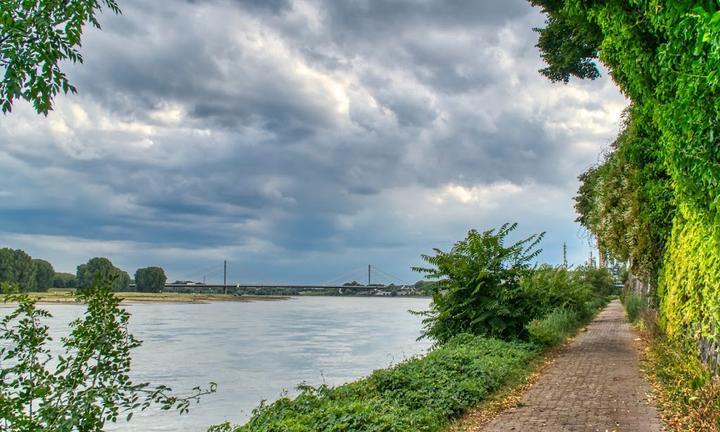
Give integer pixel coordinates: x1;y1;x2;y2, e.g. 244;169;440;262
482;300;664;432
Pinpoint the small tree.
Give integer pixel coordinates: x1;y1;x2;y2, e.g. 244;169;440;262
135;267;167;292
413;223;544;343
0;278;216;431
32;259;55;292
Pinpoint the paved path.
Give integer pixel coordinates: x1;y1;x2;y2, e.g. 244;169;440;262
482;300;663;432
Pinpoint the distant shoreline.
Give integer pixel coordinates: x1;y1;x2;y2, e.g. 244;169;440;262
3;291;290;305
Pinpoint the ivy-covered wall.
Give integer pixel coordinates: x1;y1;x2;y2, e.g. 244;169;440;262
660;205;720;366
529;0;720;367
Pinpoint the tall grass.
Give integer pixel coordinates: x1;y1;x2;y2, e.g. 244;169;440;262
526;308;580;346
623;293;644;323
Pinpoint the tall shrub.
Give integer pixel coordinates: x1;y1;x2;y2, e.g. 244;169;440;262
413;223;543;343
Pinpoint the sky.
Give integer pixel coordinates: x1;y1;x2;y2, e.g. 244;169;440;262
0;0;627;284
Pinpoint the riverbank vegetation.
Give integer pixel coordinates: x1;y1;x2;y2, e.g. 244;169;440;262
212;225;614;431
212;336;539;432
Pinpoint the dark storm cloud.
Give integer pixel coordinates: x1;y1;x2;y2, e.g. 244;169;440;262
0;0;626;281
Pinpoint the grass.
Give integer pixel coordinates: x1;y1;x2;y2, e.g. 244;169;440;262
209;335;540;432
645;336;720;431
623;293;720;431
622;293;644;323
526;308;580;346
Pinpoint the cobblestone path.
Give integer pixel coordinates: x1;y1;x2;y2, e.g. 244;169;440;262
482;300;663;432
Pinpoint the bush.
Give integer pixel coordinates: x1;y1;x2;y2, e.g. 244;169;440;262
574;266;616;297
413;224;544;343
520;265;595;320
526;308;579;346
220;335;538;432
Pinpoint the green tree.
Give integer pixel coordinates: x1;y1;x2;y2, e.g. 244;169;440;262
413;223;544;343
0;0;122;115
32;258;54;292
77;257;130;291
0;279;216;431
0;248;36;291
134;266;166;292
52;272;76;288
528;0;720;356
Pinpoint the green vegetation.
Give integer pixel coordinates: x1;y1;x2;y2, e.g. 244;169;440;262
527;308;580;347
52;272;77;289
77;257;131;291
215;225;611;431
0;248;36;291
0;279;215;431
211;335;538;432
32;259;54;292
413;225;609;343
646;336;720;432
413;223;544;342
0;0;122;114
622;292;645;324
135;266;167;292
621;295;720;431
529;0;720;369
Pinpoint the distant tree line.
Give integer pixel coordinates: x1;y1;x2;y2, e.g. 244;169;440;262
0;247;167;292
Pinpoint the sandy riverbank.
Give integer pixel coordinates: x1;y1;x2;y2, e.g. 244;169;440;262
4;290;290;305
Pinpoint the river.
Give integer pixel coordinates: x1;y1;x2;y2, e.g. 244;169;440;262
26;296;432;431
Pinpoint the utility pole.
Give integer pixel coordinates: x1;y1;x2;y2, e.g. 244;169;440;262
223;260;227;294
368;264;371;286
563;242;568;268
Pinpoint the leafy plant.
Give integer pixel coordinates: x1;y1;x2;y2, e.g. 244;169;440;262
0;0;122;114
519;264;594;320
413;223;544;343
0;279;216;431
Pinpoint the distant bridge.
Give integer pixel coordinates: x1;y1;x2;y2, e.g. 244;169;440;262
156;263;415;295
158;283;412;294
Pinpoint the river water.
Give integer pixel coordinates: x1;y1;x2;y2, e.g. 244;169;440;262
22;297;431;431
